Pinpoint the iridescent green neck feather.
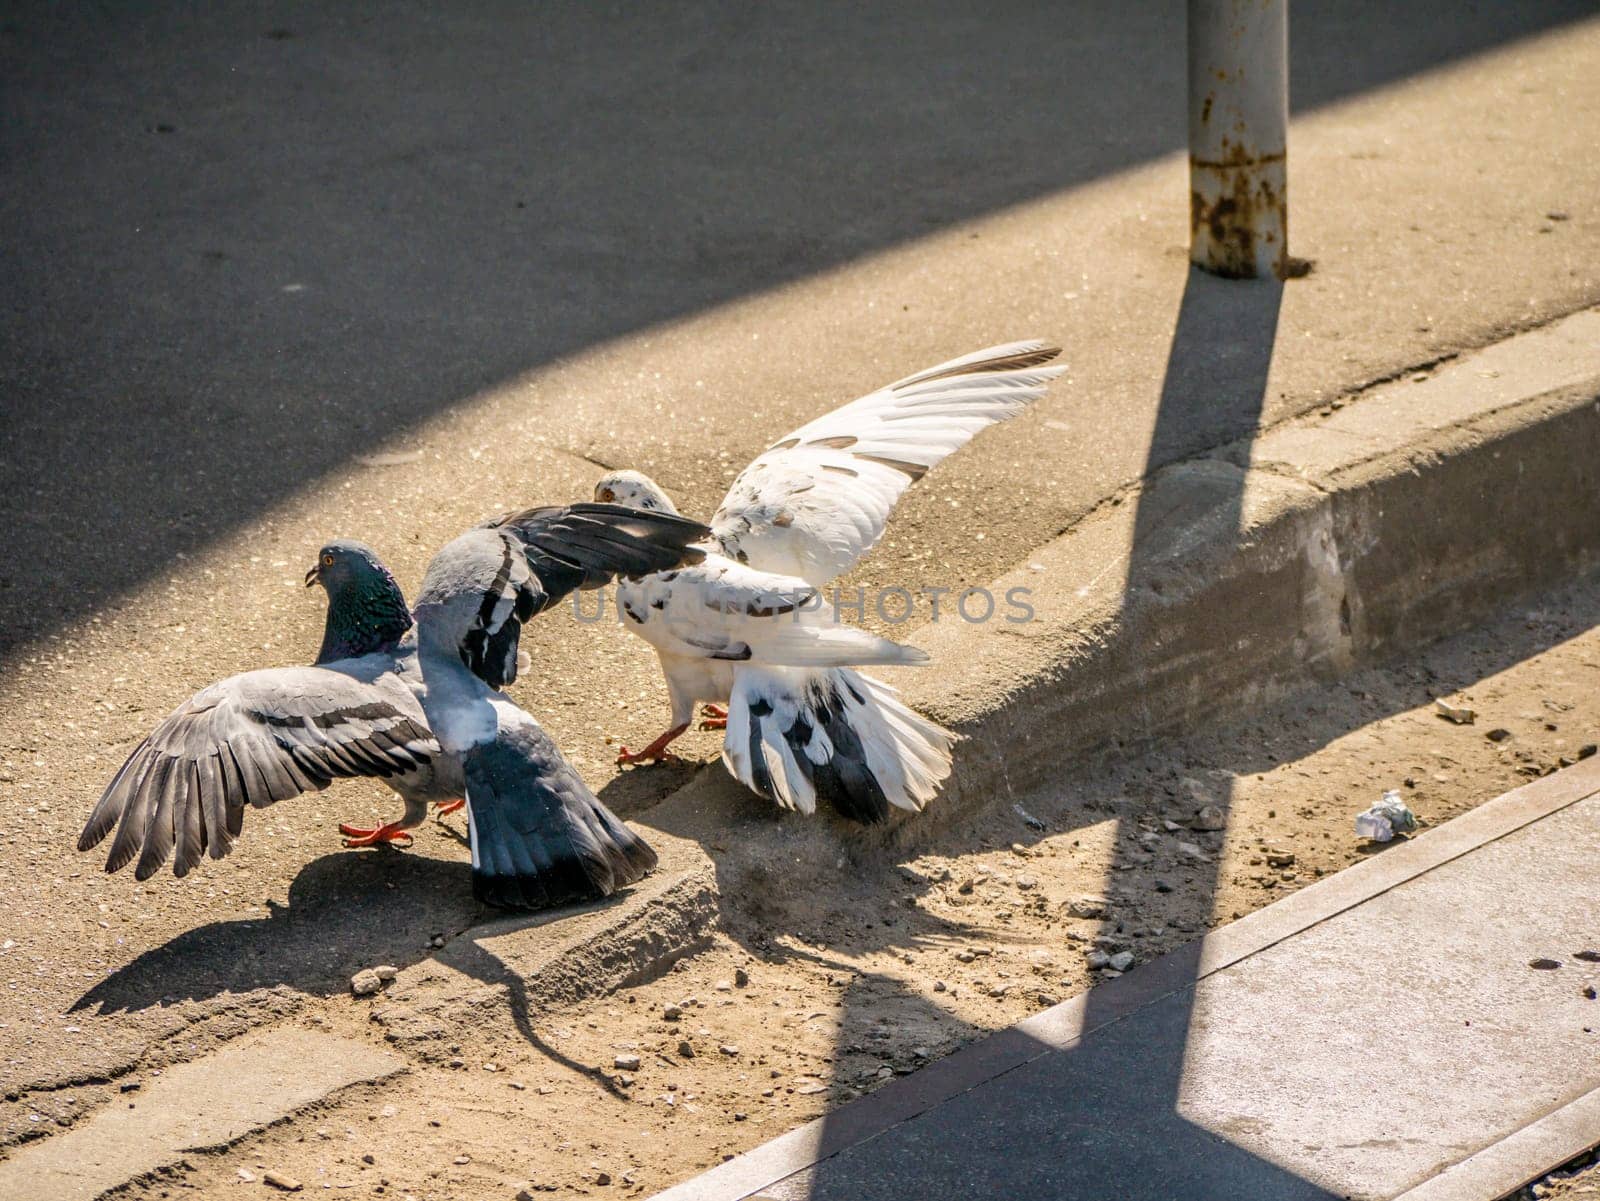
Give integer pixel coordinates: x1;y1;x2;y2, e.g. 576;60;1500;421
316;568;412;664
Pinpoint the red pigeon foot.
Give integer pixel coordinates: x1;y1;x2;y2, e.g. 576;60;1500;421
616;724;689;766
339;821;416;848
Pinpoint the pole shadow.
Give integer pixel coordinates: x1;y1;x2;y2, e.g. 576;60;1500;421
732;268;1315;1197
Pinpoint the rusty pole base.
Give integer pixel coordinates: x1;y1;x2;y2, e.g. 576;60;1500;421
1188;0;1290;281
1190;150;1288;280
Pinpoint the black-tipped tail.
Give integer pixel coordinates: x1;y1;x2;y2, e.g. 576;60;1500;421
463;734;657;911
721;666;955;824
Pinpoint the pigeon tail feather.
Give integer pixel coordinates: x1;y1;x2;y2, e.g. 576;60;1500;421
721;666;954;822
463;738;657;911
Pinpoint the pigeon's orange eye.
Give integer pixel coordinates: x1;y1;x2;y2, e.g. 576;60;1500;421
322;554;335;566
598;488;615;502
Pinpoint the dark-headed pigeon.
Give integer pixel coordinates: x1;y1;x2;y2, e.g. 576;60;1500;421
77;504;709;909
594;341;1064;822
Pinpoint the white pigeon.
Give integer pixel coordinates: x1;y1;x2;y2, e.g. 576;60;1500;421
78;504;709;909
597;340;1064;822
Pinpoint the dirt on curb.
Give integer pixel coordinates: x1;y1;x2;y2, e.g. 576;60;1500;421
70;567;1600;1200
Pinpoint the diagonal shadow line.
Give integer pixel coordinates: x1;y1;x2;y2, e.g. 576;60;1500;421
2;2;1594;666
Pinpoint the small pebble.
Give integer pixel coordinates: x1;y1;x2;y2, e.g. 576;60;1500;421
1068;896;1109;919
1109;951;1135;973
662;1005;683;1021
263;1171;303;1192
614;1054;641;1071
1529;958;1562;970
350;969;383;997
734;968;750;988
677;1040;695;1059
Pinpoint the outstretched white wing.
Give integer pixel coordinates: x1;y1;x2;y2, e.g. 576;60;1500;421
710;341;1063;585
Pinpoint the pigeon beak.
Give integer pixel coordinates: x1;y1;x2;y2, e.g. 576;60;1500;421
304;565;320;588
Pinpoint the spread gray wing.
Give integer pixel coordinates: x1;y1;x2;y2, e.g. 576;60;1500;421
78;662;437;880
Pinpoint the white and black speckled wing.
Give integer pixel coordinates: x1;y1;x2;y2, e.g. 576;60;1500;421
711;342;1063;585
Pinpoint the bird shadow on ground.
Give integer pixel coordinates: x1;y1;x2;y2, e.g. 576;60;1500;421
70;836;652;1097
71;848;478;1014
441;937;631;1100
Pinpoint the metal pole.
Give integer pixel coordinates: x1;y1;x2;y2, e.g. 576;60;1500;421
1188;0;1289;279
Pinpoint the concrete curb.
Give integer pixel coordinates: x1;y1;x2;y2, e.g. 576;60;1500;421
366;833;718;1057
897;307;1600;830
36;309;1597;1198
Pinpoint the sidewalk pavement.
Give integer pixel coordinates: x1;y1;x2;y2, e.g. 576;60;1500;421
3;0;1600;1130
657;758;1600;1201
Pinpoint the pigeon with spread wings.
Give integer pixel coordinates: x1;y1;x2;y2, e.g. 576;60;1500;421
598;341;1063;822
78;504;709;909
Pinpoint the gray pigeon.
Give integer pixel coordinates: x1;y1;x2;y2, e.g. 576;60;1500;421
77;504;709;910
